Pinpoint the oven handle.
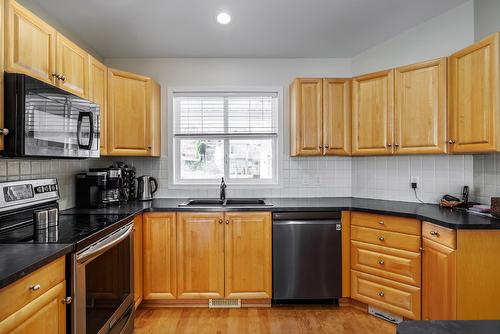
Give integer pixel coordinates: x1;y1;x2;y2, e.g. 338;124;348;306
76;223;133;264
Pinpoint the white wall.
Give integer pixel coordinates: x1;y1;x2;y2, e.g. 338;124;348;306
474;0;500;41
351;0;475;75
104;58;353;198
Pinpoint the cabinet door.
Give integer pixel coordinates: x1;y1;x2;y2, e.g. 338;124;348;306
323;78;351;155
56;33;89;98
395;58;447;154
0;281;66;333
422;238;456;320
89;56;108;155
352;70;394;155
143;212;176;300
290;78;323;156
107;68;152;156
5;0;56;84
224;212;272;299
133;215;143;308
0;0;4;151
177;212;225;299
449;33;499;153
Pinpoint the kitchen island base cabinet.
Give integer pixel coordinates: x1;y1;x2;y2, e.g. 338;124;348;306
143;212;177;300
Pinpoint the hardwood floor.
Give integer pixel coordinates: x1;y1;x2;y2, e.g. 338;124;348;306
134;306;396;334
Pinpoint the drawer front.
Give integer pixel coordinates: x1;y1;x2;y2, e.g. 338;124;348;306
351;270;421;320
422;221;456;249
351;241;421;287
351;225;421;252
0;256;65;322
351;212;421;236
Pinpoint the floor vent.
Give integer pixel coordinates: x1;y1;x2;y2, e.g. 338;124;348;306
209;299;241;308
368;305;403;324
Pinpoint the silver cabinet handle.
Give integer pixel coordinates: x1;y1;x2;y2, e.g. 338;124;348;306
378;236;385;241
30;284;41;291
430;231;440;237
61;296;72;304
378;291;385;297
379;260;385;265
448;139;456;144
0;128;9;135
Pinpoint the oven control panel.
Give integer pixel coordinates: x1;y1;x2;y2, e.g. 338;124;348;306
0;179;59;212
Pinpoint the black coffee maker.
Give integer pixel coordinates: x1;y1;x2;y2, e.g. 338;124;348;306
76;168;123;207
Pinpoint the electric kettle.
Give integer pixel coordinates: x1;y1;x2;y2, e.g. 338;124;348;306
137;176;158;201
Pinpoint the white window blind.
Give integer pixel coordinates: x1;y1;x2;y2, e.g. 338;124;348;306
173;92;278;136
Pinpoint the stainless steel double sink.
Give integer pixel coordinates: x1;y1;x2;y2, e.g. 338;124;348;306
178;198;272;207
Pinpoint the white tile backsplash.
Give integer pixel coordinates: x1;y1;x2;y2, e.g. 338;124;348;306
472;153;500;204
352;155;474;204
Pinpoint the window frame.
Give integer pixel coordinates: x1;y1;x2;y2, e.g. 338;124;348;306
167;86;283;189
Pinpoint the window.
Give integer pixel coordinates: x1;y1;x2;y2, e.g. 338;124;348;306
172;91;279;185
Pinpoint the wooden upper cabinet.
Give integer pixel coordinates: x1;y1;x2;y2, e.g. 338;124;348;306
143;212;176;300
224;212;272;299
56;33;89;98
422;237;456;320
290;78;323;156
177;212;225;299
107;68;161;156
5;0;56;84
323;78;351;155
449;32;500;153
394;58;447;154
89;57;108;155
352;70;394;155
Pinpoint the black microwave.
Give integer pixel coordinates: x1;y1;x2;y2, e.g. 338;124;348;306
3;73;100;158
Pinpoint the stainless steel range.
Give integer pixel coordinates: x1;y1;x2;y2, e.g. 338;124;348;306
0;179;135;334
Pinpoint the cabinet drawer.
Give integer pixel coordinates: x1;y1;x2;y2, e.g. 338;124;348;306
422;222;456;249
351;212;420;236
351;241;421;287
0;256;65;321
351;270;421;320
351;226;421;252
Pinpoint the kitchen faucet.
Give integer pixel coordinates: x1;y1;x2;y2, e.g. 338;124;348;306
219;177;227;200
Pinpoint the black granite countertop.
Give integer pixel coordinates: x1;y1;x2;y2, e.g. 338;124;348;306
397;320;500;334
61;197;500;230
0;244;73;289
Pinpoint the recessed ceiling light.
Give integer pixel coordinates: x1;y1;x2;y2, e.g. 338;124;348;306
217;12;231;25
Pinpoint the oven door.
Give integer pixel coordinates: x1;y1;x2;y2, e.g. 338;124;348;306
72;223;134;334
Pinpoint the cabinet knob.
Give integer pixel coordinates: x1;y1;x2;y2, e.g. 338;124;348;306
387;144;392;147
51;73;61;80
30;284;41;291
319;145;323;149
0;128;9;135
448;139;456;145
419;247;425;252
394;143;400;147
324;145;329;149
378;291;385;297
378;221;384;225
61;296;72;304
429;231;440;237
378;236;385;241
60;75;66;81
378;260;385;265
219;219;223;224
225;220;229;225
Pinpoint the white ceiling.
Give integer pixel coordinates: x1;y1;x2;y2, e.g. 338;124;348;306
29;0;468;58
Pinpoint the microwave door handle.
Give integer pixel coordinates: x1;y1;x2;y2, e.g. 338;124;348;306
76;224;133;264
76;112;93;150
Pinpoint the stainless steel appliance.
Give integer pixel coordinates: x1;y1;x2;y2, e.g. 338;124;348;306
137;176;158;201
0;179;135;334
3;73;100;158
76;167;126;207
272;212;342;301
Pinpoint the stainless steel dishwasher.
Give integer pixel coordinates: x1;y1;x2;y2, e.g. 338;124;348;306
273;211;342;302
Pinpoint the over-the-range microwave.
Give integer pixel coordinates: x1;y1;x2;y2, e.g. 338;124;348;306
3;73;100;159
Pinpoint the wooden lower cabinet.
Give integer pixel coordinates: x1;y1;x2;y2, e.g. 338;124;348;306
224;212;272;299
176;212;225;299
422;237;456;320
133;215;143;308
143;212;177;300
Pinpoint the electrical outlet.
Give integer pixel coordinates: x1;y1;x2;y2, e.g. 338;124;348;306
410;176;420;189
